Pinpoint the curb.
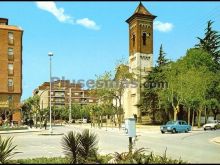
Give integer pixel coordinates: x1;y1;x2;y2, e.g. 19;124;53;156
0;129;42;134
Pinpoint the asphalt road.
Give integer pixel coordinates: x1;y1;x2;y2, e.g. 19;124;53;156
2;124;220;163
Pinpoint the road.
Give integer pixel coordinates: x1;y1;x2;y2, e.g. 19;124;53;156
1;124;220;163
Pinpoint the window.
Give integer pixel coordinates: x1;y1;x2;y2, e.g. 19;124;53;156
8;64;14;75
142;33;146;46
8;32;14;45
8;79;14;91
74;92;79;96
8;48;13;56
132;34;135;47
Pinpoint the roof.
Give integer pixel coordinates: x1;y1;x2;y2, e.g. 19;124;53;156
134;2;153;15
126;2;157;23
0;25;23;31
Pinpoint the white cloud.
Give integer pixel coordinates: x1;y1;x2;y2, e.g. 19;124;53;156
76;18;100;30
36;2;73;23
35;2;100;30
154;21;173;32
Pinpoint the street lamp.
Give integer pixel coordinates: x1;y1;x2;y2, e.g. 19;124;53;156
48;52;53;134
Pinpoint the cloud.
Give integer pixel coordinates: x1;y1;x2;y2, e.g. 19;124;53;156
36;2;73;23
35;2;100;30
76;18;100;30
154;21;173;32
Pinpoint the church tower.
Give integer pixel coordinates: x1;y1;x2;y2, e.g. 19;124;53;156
126;2;156;76
123;2;156;121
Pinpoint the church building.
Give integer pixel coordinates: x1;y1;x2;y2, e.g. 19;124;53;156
123;2;157;122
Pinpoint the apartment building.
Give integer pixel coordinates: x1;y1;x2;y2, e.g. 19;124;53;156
0;18;23;122
33;80;98;109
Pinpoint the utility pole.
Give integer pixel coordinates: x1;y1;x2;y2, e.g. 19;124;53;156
69;88;72;123
48;52;53;134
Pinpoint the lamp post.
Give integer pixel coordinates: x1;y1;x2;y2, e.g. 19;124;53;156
48;52;53;134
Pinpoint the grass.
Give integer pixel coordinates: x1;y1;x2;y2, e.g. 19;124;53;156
8;153;187;164
9;155;110;164
10;157;70;164
0;126;28;131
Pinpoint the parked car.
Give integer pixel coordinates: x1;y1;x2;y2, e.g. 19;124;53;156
75;118;87;124
203;120;220;130
160;120;191;134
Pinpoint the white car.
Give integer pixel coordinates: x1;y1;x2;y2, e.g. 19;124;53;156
203;120;220;130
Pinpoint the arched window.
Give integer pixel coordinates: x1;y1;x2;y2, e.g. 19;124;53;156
132;34;135;47
142;32;146;46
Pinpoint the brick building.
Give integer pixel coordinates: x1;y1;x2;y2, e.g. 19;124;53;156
33;80;98;110
122;2;156;121
0;18;23;122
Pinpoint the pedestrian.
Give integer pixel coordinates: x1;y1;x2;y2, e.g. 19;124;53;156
43;118;47;130
29;118;34;128
133;114;137;122
0;117;3;126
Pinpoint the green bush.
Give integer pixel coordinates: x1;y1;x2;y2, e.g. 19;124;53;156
0;127;28;131
0;135;18;164
62;129;98;164
108;148;187;164
9;152;187;164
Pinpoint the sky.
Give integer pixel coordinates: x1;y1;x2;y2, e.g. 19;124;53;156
0;1;220;101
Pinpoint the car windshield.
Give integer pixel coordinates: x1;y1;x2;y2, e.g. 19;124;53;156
166;121;176;125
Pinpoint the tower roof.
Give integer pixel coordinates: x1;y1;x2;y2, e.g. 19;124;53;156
126;2;156;23
134;2;152;15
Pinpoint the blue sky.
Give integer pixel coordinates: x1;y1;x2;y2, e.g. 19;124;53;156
0;1;220;100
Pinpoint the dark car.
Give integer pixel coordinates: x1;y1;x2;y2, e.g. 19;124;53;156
160;120;191;134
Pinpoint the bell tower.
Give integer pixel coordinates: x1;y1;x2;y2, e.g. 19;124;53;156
126;2;156;77
123;2;156;121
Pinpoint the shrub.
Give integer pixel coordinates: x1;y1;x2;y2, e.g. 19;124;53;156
0;135;18;164
108;148;187;164
62;129;98;164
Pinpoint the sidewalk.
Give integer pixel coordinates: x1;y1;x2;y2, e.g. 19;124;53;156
0;127;42;134
211;137;220;144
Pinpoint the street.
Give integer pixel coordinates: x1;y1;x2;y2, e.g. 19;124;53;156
2;124;220;163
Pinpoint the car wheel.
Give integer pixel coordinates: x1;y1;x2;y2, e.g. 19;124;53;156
185;129;189;133
172;128;176;134
161;131;165;134
204;128;206;131
214;126;217;130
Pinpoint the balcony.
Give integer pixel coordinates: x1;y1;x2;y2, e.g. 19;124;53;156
53;101;65;105
53;94;65;98
8;86;14;92
8;69;14;76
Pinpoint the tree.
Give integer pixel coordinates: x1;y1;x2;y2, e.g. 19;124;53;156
157;44;168;66
196;20;220;65
114;62;134;127
22;95;41;127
